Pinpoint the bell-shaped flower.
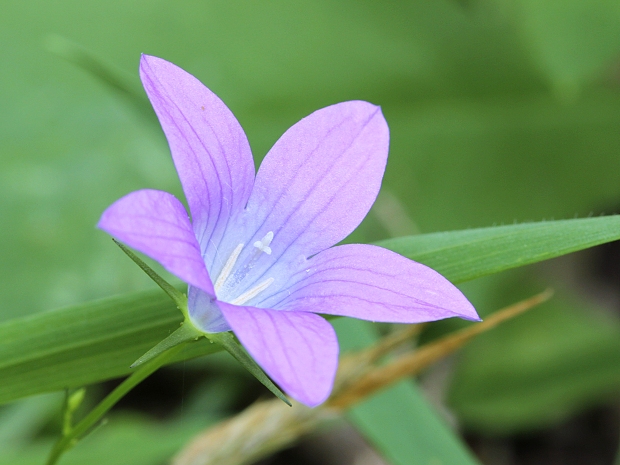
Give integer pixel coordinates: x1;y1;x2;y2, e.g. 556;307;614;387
98;55;479;407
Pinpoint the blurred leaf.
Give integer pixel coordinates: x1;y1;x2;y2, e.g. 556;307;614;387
448;291;620;433
381;91;620;237
0;414;209;465
44;34;156;123
515;0;620;96
351;384;479;465
0;290;220;406
0;393;62;451
336;318;480;465
2;216;620;406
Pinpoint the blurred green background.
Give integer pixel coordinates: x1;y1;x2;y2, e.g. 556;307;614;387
2;0;620;463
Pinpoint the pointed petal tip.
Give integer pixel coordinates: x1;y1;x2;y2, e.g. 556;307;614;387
458;306;482;322
139;54;160;75
139;53;157;64
446;293;480;322
336;100;387;128
436;289;480;323
97;204;116;233
140;53;169;65
139;53;151;68
282;363;335;408
96;189;215;296
139;54;171;79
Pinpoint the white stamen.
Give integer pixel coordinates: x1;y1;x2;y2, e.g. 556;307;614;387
253;231;274;255
230;278;275;306
214;243;244;293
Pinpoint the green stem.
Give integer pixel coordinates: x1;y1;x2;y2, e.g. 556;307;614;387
45;342;188;465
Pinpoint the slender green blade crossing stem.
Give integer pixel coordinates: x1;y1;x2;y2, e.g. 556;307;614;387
45;342;188;465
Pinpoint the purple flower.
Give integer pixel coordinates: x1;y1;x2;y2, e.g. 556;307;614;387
98;55;478;407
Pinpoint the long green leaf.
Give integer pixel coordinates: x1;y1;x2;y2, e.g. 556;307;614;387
0;290;219;405
379;215;620;283
2;215;620;405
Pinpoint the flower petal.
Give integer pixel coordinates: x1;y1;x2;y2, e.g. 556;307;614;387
240;101;388;271
187;286;230;333
98;189;214;294
217;302;338;407
263;244;479;323
139;55;255;270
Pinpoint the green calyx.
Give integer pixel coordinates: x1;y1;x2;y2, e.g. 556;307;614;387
115;239;291;406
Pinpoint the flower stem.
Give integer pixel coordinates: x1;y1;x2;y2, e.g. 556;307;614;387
45;342;188;465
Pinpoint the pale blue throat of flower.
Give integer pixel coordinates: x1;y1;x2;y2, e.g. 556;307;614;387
214;231;275;305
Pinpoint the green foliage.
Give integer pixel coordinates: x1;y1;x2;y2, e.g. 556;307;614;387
515;0;620;96
2;0;620;462
449;286;620;433
2;217;620;408
379;216;620;283
0;290;219;405
0;414;209;465
46;343;190;465
336;318;480;465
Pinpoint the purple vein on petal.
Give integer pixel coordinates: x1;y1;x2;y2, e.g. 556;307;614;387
143;68;222;249
252;106;380;250
234;104;387;297
217;302;338;407
248;116;351;239
99;55;479;406
98;188;214;294
258;244;478;323
139;55;254;273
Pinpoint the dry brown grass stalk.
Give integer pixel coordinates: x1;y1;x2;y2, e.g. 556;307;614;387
172;289;552;465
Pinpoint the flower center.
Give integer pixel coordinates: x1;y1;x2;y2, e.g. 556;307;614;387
213;231;275;306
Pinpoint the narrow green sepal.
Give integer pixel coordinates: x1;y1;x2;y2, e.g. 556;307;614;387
209;332;292;406
131;323;202;368
112;239;188;317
